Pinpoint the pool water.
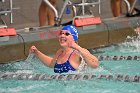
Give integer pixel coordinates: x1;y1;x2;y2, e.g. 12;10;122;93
0;35;140;93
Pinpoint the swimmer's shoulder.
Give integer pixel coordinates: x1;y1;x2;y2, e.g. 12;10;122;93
55;48;63;56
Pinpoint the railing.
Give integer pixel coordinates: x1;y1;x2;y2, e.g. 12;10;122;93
0;0;19;24
43;0;101;26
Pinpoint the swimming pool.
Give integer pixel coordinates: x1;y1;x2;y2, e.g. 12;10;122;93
0;35;140;93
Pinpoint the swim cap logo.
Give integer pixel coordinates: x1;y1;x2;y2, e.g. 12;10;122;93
70;25;78;36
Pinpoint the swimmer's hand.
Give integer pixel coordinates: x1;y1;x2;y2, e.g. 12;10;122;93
29;46;38;54
68;35;80;50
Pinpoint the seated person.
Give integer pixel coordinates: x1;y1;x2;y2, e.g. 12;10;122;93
29;25;99;74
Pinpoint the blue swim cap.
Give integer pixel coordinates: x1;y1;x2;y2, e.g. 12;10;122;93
62;25;78;42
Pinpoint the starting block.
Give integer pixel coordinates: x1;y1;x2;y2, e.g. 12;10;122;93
0;27;17;36
74;16;102;27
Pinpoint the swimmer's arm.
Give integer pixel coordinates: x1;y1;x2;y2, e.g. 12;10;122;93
75;46;99;68
34;50;54;67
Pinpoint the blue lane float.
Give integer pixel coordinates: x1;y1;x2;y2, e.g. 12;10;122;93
0;72;139;82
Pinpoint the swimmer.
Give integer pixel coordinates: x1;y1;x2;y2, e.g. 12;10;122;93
29;25;99;74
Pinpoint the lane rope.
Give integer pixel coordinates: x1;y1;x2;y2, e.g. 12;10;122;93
0;72;139;82
97;55;140;61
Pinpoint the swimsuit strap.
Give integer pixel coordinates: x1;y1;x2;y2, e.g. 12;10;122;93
56;49;75;61
67;49;75;61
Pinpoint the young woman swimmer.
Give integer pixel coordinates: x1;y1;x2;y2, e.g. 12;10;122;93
29;25;99;74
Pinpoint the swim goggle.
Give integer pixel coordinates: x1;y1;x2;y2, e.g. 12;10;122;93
59;31;77;37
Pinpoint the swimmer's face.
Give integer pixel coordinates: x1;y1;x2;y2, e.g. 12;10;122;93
58;30;73;47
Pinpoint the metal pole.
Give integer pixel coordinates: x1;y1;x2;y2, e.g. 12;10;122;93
82;0;85;16
10;0;13;23
43;0;58;18
99;0;101;14
58;0;69;19
128;0;137;14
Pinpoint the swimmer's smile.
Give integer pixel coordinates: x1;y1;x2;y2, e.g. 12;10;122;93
59;37;67;43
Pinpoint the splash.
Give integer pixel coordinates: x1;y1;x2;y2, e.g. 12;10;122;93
25;53;35;63
119;33;140;52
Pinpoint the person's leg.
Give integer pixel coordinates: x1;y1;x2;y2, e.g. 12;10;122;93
39;0;56;26
39;1;48;26
110;0;121;17
47;0;56;25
